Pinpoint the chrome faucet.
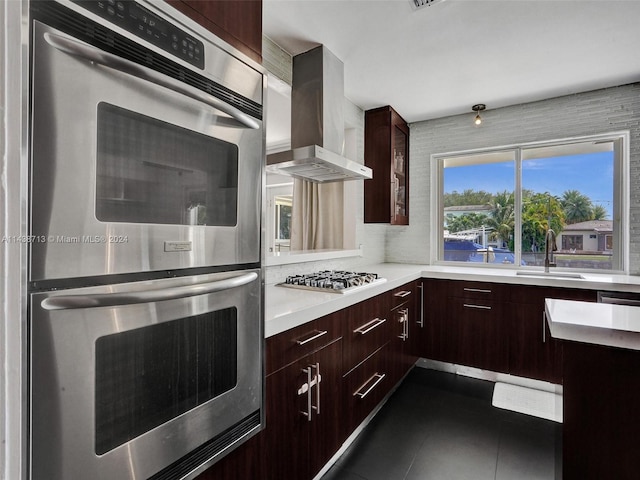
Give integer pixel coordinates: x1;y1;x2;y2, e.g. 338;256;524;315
544;227;557;273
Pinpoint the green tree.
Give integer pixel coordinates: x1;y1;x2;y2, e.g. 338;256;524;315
444;189;493;207
592;204;608;220
486;190;514;249
445;212;489;233
522;193;565;253
561;189;593;224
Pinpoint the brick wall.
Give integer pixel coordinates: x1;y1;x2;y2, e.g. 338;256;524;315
388;83;640;272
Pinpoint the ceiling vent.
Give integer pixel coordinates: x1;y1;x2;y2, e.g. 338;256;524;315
410;0;447;10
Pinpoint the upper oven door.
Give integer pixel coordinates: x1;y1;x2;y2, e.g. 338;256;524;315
30;269;262;480
30;18;264;282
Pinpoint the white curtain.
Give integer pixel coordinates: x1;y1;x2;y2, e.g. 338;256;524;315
291;179;343;250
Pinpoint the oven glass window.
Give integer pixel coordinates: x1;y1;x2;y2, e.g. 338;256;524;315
96;103;238;226
94;308;237;454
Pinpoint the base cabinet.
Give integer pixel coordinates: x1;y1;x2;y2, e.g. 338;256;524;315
417;279;598;384
263;339;344;480
563;341;640;479
342;343;391;435
507;286;597;384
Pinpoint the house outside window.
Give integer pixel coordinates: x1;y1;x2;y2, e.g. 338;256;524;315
433;133;627;272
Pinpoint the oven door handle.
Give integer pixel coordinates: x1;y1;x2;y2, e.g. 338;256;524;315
43;32;260;130
41;272;258;310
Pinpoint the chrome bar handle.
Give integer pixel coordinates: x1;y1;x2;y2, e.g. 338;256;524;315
417;283;424;328
354;373;386;399
43;32;260;130
296;330;328;346
398;309;408;340
463;288;491;293
41;272;258;310
311;363;321;415
299;367;313;422
353;317;386;335
542;311;546;343
463;304;492;310
394;290;411;298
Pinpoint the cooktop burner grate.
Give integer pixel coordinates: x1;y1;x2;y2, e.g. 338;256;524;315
277;270;386;294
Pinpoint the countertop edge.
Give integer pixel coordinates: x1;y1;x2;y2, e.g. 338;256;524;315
545;298;640;351
266;263;640;338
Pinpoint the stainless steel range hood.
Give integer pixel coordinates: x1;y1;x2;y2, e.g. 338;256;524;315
266;45;372;183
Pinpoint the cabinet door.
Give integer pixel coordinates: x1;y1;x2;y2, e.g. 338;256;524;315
418;279;457;362
364;106;409;225
391;118;409;225
508;286;597;384
450;297;508;373
263;339;343;480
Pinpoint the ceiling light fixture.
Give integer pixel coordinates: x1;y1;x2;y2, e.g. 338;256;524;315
472;104;486;126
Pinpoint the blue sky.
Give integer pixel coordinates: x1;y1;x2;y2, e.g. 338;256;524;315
444;152;614;218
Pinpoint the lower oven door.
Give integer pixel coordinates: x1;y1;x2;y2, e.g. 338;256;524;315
30;269;262;480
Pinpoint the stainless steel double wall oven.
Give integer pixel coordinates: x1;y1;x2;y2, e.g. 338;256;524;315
27;1;265;479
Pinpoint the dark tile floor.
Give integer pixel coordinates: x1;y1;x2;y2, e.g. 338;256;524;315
322;368;561;480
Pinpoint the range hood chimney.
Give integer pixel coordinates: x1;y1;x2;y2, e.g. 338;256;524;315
266;45;372;183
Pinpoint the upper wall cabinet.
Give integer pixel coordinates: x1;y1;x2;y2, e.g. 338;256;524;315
166;0;262;63
364;106;409;225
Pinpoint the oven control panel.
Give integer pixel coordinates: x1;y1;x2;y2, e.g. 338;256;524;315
72;0;204;69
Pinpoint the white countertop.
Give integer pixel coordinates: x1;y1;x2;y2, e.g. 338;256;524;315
545;299;640;351
265;262;640;338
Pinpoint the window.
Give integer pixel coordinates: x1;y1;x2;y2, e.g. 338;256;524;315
266;183;293;253
434;133;627;272
562;235;584;251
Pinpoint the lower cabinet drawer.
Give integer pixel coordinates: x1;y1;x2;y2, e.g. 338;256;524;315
343;295;391;375
343;343;390;435
266;312;342;375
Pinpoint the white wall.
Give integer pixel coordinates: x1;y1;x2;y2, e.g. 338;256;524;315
387;83;640;272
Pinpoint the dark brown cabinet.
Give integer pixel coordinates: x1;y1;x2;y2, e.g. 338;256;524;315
562;341;640;479
166;0;262;63
506;286;596;384
364;106;409;225
417;279;599;384
343;343;390;435
263;338;344;480
389;282;419;385
447;283;508;373
343;294;391;375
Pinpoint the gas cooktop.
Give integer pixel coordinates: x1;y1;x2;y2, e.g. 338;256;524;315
277;270;386;294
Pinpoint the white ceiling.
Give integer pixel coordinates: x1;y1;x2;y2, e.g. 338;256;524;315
263;0;640;126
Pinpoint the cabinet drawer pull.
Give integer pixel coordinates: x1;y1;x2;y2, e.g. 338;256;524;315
353;318;386;335
354;373;386;399
299;367;313;422
463;303;492;310
394;290;411;298
463;288;491;293
295;330;328;345
417;283;424;328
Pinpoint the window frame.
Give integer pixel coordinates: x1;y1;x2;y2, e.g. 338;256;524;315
431;131;629;273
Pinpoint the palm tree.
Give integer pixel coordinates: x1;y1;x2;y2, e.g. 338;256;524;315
561;190;593;224
486;190;514;249
592;204;608;220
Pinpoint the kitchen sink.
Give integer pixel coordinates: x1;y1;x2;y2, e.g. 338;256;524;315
516;271;585;280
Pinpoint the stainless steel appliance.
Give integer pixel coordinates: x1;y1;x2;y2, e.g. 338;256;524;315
30;269;262;480
278;270;386;293
29;0;264;282
27;2;265;479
